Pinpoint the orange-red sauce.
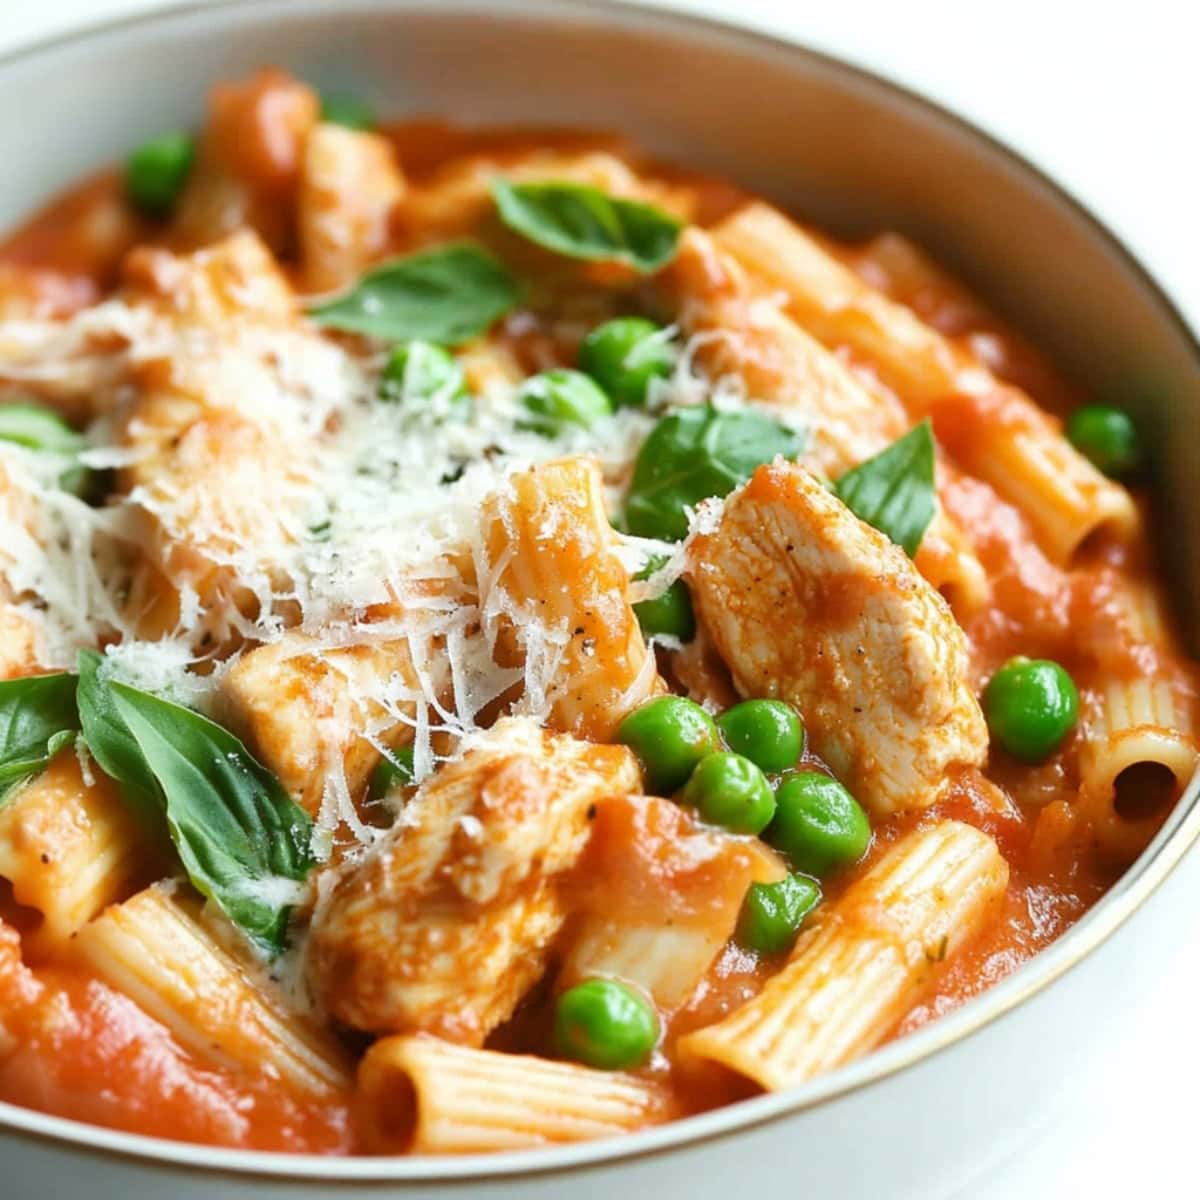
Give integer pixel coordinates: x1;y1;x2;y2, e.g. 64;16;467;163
0;923;351;1150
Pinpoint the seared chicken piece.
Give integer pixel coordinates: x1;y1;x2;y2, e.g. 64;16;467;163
688;462;987;815
307;718;641;1041
112;232;318;637
121;227;296;326
0;227;293;425
482;457;659;741
214;632;426;820
297;123;405;295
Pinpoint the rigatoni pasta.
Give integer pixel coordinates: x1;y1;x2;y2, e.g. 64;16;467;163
74;883;352;1096
712;202;1139;561
358;1035;669;1154
678;821;1009;1088
0;65;1193;1157
1075;580;1200;860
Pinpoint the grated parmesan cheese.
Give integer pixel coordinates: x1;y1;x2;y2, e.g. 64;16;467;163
0;288;807;860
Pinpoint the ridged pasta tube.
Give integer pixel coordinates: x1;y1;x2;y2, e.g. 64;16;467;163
678;820;1008;1090
74;883;352;1096
713;202;1138;562
357;1035;667;1154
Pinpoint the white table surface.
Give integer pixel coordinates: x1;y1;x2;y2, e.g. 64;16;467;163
2;2;1198;1196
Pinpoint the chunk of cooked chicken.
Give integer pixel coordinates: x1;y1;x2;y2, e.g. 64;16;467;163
481;457;659;741
121;227;296;326
214;632;426;822
112;233;318;637
688;462;987;815
297;123;405;294
306;718;641;1041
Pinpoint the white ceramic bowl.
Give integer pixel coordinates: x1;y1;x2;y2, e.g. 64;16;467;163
2;3;1199;1197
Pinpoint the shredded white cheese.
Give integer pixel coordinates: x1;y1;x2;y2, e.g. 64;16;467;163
0;292;803;858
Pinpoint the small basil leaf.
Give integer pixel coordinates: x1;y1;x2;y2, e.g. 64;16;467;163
492;179;683;272
77;649;159;814
625;406;803;541
107;682;316;952
45;728;76;758
308;242;520;344
0;672;80;789
834;420;936;557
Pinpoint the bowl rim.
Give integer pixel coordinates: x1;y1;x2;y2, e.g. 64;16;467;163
1;0;1199;1183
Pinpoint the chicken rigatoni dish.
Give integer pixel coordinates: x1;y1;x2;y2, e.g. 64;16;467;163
0;68;1194;1155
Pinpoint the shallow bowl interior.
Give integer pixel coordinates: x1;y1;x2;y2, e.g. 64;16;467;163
0;0;1199;1186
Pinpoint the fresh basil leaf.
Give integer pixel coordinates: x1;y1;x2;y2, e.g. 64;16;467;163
625;406;803;541
0;672;79;791
106;682;316;952
77;649;159;814
45;728;76;758
308;242;520;344
492;179;683;272
834;420;936;557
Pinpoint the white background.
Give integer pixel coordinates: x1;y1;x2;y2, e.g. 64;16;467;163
2;1;1198;1196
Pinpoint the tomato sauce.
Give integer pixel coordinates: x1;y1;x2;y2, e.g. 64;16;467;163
0;922;353;1151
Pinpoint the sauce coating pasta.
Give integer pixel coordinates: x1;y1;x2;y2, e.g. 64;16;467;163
0;67;1194;1155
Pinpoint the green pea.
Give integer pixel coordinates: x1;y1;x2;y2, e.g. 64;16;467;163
767;771;871;877
633;580;695;641
517;369;613;435
736;874;821;955
319;92;377;131
983;656;1079;762
616;695;720;794
578;317;674;409
0;402;91;496
632;555;694;641
716;699;805;773
1066;405;1141;477
554;978;659;1070
681;751;776;835
380;340;469;415
368;746;416;800
126;132;195;217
